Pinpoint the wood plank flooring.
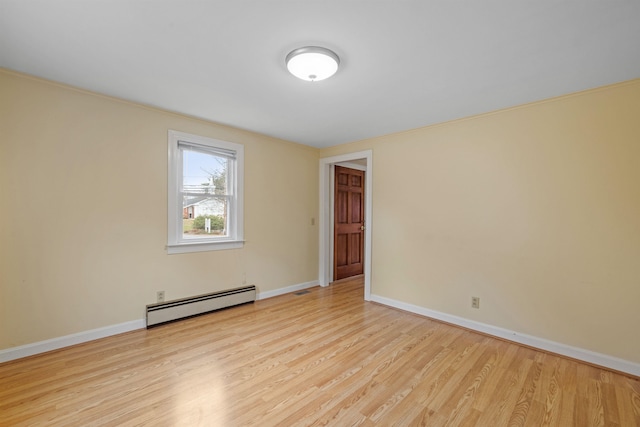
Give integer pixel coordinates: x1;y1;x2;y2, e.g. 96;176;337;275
1;277;639;426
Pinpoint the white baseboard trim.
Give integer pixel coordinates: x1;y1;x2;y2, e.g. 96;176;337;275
257;280;319;300
371;294;640;377
0;281;319;364
0;319;145;364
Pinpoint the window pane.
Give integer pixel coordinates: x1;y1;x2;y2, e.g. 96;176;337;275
182;150;228;195
182;150;229;239
182;196;229;239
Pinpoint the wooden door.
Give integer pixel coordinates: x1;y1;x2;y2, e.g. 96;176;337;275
334;166;365;281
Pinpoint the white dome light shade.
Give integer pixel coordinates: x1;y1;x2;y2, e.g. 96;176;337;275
286;46;340;81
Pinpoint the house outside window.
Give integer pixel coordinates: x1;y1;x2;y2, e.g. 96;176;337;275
167;130;244;254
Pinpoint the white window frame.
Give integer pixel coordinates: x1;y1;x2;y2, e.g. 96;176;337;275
167;130;244;254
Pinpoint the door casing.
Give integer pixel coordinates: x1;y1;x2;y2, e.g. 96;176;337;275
319;150;372;300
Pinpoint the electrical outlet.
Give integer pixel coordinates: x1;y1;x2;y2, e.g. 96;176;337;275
157;291;165;303
471;296;480;309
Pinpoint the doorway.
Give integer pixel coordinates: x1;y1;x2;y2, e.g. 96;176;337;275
319;150;372;300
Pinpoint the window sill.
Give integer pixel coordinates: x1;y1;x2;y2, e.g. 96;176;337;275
166;240;244;254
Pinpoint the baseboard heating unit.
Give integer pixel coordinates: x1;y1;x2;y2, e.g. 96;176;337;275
146;285;256;328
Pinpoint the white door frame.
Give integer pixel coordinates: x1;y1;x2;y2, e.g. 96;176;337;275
319;150;372;300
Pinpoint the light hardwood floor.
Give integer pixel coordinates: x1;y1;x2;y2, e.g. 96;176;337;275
1;278;639;426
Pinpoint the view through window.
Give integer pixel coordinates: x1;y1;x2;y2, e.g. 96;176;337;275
181;147;230;238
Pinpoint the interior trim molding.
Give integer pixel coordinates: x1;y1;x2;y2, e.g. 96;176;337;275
370;294;640;378
0;319;145;364
319;150;373;300
257;280;318;300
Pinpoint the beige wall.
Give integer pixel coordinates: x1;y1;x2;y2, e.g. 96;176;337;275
3;68;639;366
322;80;640;363
0;70;319;349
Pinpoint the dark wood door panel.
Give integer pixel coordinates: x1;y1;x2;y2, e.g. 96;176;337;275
334;165;365;281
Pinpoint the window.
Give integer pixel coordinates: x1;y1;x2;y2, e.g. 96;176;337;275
167;130;244;254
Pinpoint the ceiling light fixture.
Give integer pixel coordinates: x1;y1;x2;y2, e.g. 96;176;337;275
285;46;340;82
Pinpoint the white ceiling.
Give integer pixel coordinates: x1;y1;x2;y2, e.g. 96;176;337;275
1;1;639;148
